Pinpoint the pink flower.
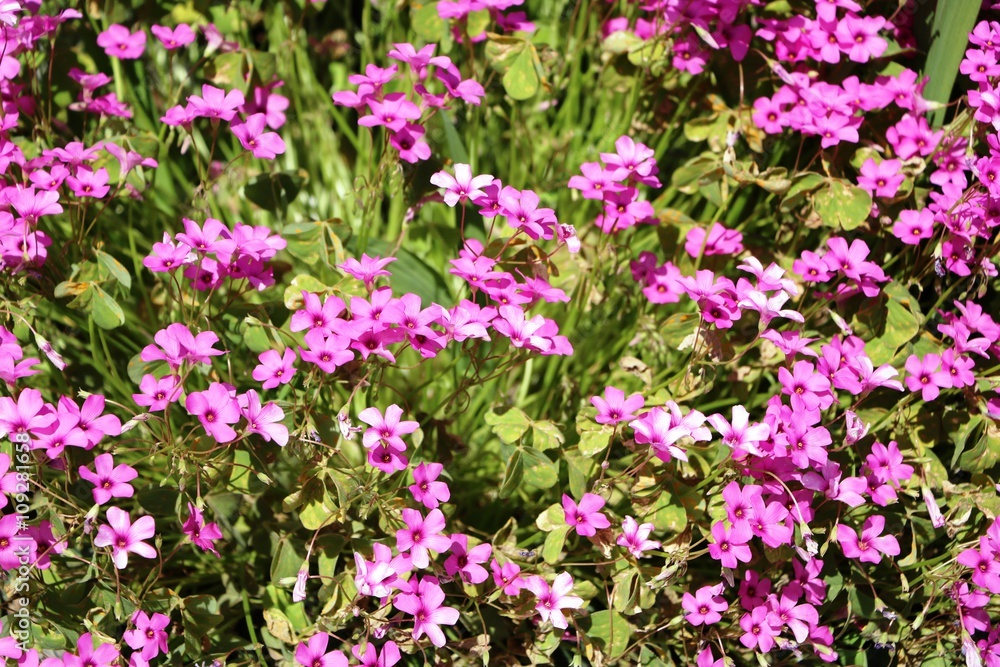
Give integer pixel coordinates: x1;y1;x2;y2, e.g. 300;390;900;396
707;405;770;458
187;84;246;121
525;572;584;629
300;330;355;372
835;15;887;62
295;634;348;667
682;583;728;626
290;291;347;334
393;576;460;647
79;453;137;505
252;348;297;389
352;642;401;667
430;164;494;207
395;508;451;569
354;542;410;599
866;440;914;487
239;389;288;446
617;516;660;557
568;162;620;199
591;386;644;425
232;113;286;159
97;24;147;59
491;559;526;595
904;353;950;401
140;323;226;369
739;605;781;652
123;611;169;660
93;507;156;569
133;374;182;412
0;388;56;439
184;382;241;443
857;158;904;198
562;493;611;537
685;222;744;258
339;254;396;289
150;24;195;50
64;634;119;667
708;521;752;568
409;462;450;509
359;93;421;132
836;515;900;564
443;533;492;584
182;503;223;557
67;167;110;198
358;404;419;451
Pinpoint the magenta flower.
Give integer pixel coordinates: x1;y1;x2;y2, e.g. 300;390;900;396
123;611;169;660
355;542;410;599
141;323;226;369
63;633;119;667
749;495;792;548
409;462;450;509
835;15;887;62
185;382;241;443
525;572;584;630
295;633;348;667
339;254;396;289
97;24;147;59
300;330;354;373
393;575;460;647
905;353;950;401
857;158;904;198
79;453;137;505
866;440;914;487
353;641;401;667
568;162;620;199
739;605;781;653
290;291;347;333
491;559;526;595
0;388;56;439
239;390;288;446
93;507;156;569
493;305;550;351
182;503;223;557
187;84;246;121
232;113;286;159
443;533;492;584
0;514;29;570
150;24;195;50
133;374;182;412
837;515;900;564
591;386;644;425
67;167;110;198
707;405;770;459
430;164;494;207
359;93;421;132
617;516;660;557
682;583;728;626
368;443;409;474
708;521;752;569
562;493;611;537
358;404;419;451
395;508;451;569
252;348;297;389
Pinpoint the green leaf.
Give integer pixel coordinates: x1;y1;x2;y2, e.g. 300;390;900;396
812;180;872;231
779;172;825;214
245;172;304;212
485;407;532;444
270;538;304;583
530;420;564;452
583;610;631;660
94;250;131;291
412;1;447;42
542;525;570;564
90;285;125;329
921;0;979;126
498;449;523;499
521;447;559;488
230;448;269;494
485;34;528;71
535;503;565;531
502;46;539;101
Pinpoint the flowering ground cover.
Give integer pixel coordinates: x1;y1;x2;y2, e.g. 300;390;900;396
2;0;1000;665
